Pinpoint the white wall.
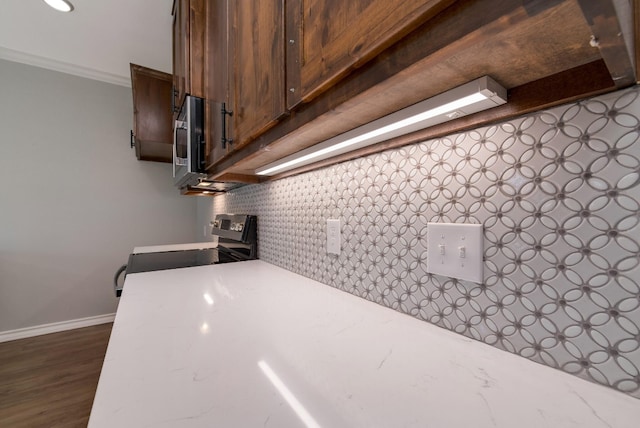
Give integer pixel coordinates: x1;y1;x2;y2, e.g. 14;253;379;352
0;59;197;332
196;197;215;242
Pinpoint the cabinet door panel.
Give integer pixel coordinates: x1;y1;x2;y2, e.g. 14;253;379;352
172;0;189;114
230;0;286;148
189;0;206;99
173;0;206;116
130;64;173;163
205;0;229;167
287;0;454;108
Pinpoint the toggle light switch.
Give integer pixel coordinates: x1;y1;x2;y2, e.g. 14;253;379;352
427;223;483;283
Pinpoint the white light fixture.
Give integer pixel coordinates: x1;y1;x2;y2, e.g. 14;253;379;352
256;76;507;176
43;0;74;12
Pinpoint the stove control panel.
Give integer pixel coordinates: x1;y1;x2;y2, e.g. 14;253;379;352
211;214;256;244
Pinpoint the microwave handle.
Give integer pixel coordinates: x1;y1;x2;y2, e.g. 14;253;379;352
197;135;205;170
172;120;179;178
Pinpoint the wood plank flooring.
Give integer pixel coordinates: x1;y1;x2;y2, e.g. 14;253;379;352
0;323;113;428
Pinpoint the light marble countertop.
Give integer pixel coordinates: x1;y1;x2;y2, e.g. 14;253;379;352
89;260;640;427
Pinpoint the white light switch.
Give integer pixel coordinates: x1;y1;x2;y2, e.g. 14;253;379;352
327;219;341;255
426;223;483;283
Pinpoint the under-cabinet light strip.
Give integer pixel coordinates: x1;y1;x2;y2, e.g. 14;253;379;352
256;76;507;176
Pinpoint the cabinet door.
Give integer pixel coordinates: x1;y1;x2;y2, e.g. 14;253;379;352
130;64;173;163
204;0;229;167
172;0;188;115
229;0;286;149
286;0;454;108
187;0;206;99
173;0;206;115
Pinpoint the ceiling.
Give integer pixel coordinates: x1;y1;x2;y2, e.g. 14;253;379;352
0;0;173;86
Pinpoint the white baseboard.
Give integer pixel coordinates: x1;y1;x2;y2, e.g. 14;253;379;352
0;313;116;343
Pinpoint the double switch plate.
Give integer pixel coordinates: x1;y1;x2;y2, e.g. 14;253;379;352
325;219;483;283
426;223;484;283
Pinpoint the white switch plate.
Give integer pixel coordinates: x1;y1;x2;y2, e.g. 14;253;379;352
426;223;483;283
327;219;341;255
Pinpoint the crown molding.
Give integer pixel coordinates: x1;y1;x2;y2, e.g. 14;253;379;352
0;45;131;87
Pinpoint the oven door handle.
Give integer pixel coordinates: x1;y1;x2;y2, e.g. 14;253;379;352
114;264;127;297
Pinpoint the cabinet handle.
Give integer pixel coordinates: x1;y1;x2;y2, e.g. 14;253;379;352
171;87;174;114
172;88;180;113
221;103;233;149
130;130;135;148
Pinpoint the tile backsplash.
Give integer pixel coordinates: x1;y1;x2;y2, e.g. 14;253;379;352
212;86;640;398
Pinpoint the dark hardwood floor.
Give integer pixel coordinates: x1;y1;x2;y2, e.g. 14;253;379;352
0;323;113;427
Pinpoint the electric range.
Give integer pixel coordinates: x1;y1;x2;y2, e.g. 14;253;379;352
115;214;257;296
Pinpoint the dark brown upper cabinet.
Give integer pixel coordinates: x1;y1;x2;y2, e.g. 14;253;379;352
202;0;286;171
228;0;286;150
172;0;206;116
285;0;455;109
206;0;637;182
130;64;173;163
203;0;228;168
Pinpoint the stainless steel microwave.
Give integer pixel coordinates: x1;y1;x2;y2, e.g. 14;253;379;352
173;95;206;188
